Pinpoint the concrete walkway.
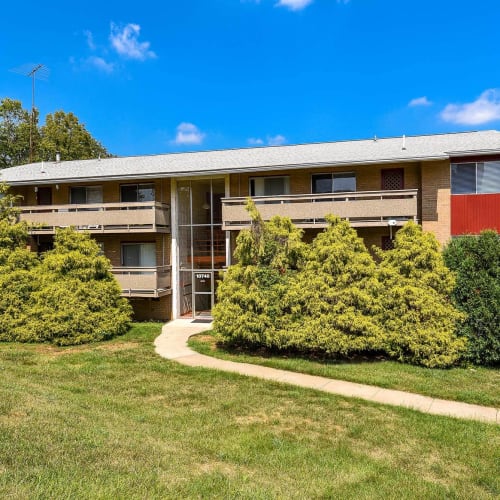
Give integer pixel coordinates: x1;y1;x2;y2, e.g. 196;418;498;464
154;319;499;424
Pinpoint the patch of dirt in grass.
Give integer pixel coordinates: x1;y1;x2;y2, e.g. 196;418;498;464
33;341;140;357
34;345;88;356
97;342;140;352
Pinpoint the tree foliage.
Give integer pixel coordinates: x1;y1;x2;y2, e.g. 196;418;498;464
39;110;110;162
443;231;500;365
0;98;111;168
284;216;383;355
0;190;131;345
375;222;466;368
0;98;37;169
212;199;305;347
215;205;466;368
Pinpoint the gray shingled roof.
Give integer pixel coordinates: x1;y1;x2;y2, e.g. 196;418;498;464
2;130;500;185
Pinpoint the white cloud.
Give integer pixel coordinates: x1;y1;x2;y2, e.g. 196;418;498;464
267;134;287;146
84;30;96;50
173;123;206;145
247;138;264;146
86;56;115;74
109;23;156;61
247;135;287;146
276;0;313;10
408;96;432;107
441;89;500;125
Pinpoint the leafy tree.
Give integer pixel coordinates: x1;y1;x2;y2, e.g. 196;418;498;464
0;98;112;167
0;98;38;168
443;231;500;365
284;216;383;356
39;110;110;162
376;222;466;367
213;199;305;347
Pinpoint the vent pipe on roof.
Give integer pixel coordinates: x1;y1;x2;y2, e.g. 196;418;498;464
55;151;61;163
402;135;407;150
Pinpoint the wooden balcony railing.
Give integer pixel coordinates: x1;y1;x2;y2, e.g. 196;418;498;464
19;201;170;234
222;189;418;229
111;265;172;298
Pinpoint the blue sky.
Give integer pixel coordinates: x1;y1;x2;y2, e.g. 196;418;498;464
1;1;500;156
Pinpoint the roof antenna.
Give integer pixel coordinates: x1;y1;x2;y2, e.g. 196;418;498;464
374;134;377;142
402;134;407;150
40;161;46;173
10;63;50;163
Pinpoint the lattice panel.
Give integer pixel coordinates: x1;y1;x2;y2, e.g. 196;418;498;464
382;169;404;190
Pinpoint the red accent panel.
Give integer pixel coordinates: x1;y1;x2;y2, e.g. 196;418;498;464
451;194;500;235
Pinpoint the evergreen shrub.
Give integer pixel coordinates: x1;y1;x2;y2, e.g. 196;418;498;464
214;202;467;368
443;231;500;365
0;185;132;345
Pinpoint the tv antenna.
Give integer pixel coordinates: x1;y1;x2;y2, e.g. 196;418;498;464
10;63;50;163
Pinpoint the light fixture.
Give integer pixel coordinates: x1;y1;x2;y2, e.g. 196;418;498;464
202;202;210;210
388;219;397;239
34;186;38;193
55;184;59;190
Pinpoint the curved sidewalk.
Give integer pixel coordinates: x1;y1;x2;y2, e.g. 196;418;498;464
154;319;499;424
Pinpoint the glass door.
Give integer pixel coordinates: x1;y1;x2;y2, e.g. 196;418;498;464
193;271;213;318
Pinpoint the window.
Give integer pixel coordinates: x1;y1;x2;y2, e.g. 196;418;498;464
120;183;155;202
121;243;156;267
312;173;356;194
451;161;500;194
70;186;103;204
249;176;290;197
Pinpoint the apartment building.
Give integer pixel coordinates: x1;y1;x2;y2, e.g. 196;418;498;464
1;131;499;321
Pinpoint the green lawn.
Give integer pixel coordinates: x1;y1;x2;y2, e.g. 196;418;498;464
0;323;498;499
188;333;500;407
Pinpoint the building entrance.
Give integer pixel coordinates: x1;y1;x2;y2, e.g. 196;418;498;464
177;178;226;318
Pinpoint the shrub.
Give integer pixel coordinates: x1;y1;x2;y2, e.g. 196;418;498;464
0;195;132;345
376;222;466;367
284;216;383;356
443;231;500;365
213;199;305;347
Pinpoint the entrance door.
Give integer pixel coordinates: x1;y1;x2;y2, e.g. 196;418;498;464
193;271;213;318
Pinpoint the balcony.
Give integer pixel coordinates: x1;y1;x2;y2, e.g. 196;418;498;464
222;189;418;230
111;265;172;298
19;201;170;234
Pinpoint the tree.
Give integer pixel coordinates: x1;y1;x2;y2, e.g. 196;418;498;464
0;184;131;345
21;228;132;345
0;98;112;168
443;231;500;365
212;199;305;347
0;98;37;169
39;110;111;162
284;216;383;356
376;222;466;367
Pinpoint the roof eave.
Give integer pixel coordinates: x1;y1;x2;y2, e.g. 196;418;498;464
1;154;450;186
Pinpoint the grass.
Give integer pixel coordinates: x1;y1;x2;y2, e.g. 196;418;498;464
0;323;498;499
188;332;500;407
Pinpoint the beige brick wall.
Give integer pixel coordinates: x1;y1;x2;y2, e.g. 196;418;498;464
228;162;420;197
95;233;171;267
420;160;451;246
12;178;171;206
129;296;172;321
